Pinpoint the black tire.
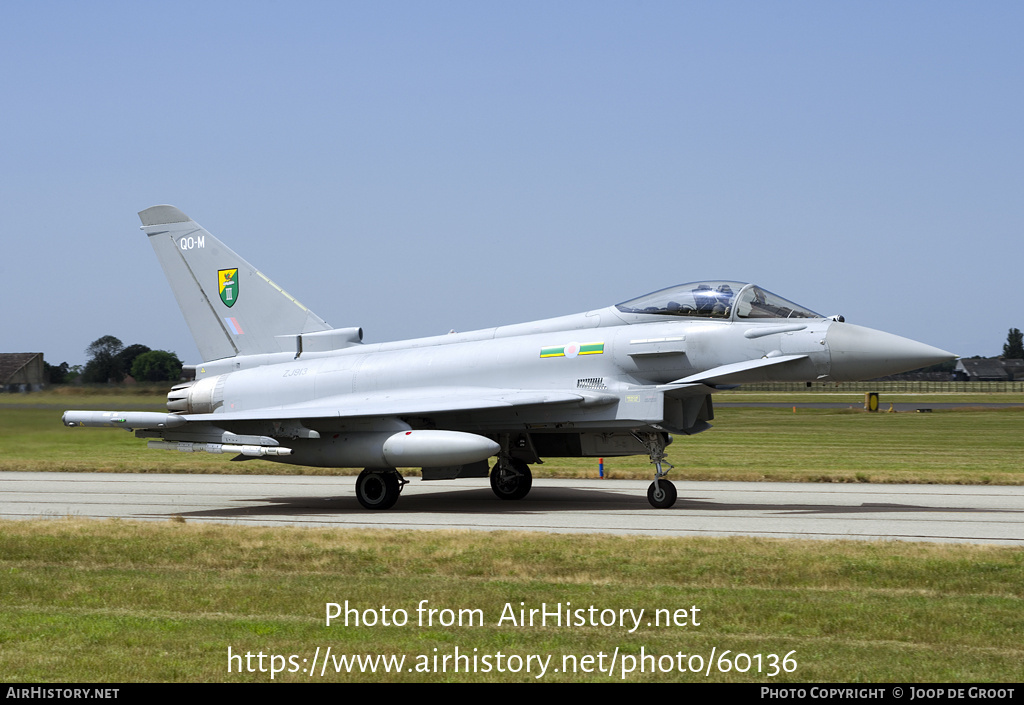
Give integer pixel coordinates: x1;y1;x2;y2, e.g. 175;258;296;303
647;479;677;509
356;468;401;510
490;458;533;500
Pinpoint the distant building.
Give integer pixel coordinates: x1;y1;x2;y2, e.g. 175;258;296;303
0;353;45;392
954;357;1024;382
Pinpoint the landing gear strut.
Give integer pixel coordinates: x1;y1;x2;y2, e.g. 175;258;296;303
355;468;407;510
634;432;677;509
490;457;533;500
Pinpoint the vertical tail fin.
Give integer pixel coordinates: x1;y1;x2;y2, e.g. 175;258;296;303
139;205;331;361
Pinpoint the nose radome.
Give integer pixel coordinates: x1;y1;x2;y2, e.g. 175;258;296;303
826;323;957;382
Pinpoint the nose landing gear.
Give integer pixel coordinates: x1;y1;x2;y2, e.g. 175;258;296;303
634;432;677;509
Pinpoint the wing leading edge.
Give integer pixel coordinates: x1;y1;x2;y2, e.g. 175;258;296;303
181;386;619;423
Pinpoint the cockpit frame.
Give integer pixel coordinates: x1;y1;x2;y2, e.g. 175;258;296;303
615;281;823;321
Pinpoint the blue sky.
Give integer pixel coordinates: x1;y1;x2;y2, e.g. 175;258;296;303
2;1;1021;366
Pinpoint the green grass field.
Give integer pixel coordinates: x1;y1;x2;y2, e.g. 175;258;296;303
2;520;1022;683
1;388;1022;682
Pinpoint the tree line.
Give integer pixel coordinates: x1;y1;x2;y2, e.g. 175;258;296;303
45;335;183;384
1004;328;1023;359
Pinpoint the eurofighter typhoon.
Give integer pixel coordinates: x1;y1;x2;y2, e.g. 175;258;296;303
64;206;956;509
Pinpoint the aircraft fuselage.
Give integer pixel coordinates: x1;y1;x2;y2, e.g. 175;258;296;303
63;206;957;508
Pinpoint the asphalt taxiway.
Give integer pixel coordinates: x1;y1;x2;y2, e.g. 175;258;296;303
2;472;1022;545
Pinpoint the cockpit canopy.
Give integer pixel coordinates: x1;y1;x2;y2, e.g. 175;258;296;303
615;281;823;321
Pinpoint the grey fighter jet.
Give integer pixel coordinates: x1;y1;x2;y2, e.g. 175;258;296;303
64;206;956;509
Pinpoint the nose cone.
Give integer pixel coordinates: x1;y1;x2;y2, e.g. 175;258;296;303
826;323;956;381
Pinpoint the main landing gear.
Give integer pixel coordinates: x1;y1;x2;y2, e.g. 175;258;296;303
355;457;535;509
490;457;533;500
355;468;407;510
635;432;677;509
354;433;674;509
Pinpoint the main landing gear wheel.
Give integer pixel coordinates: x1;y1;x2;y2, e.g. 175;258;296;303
490;458;533;500
647;479;677;509
356;468;402;510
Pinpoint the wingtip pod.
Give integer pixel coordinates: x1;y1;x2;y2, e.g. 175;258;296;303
63;410;187;429
138;205;191;227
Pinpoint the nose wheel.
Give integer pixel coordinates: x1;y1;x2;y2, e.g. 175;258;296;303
647;479;677;509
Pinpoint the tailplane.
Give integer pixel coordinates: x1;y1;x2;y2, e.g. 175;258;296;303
139;205;332;361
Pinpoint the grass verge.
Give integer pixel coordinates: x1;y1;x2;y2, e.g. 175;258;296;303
1;518;1022;683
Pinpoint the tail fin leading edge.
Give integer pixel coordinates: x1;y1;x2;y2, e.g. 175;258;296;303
139;205;331;362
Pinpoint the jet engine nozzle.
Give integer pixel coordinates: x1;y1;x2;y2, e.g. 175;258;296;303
826;323;956;381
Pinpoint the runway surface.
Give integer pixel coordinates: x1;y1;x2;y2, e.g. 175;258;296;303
2;471;1022;545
